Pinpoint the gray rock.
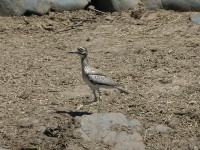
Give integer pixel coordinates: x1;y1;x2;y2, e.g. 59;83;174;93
128;118;142;127
147;124;172;133
92;0;141;12
0;147;10;150
77;113;141;141
0;0;50;16
75;113;145;150
114;141;145;150
193;146;199;150
103;131;145;150
0;0;90;16
142;0;200;11
50;0;90;12
18;117;39;128
190;13;200;25
105;16;114;21
38;126;47;133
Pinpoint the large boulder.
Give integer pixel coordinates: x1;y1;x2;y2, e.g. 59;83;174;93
92;0;142;12
190;13;200;24
75;113;145;150
142;0;200;11
0;0;90;16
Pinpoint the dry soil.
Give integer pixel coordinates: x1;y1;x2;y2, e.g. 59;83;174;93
0;8;200;150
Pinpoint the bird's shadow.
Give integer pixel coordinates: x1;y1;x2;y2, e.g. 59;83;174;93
55;110;92;117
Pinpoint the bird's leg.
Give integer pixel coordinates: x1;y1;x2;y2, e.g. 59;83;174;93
92;89;98;102
97;88;101;101
76;89;98;109
84;88;98;105
95;88;101;113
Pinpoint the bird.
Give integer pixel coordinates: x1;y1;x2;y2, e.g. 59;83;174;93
68;47;129;104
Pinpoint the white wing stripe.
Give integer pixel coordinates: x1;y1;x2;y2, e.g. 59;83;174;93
88;74;117;86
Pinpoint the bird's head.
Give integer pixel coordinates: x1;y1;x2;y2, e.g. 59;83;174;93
68;47;88;58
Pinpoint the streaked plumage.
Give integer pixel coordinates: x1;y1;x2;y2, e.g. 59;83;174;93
68;47;129;103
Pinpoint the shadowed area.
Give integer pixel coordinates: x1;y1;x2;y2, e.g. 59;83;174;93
56;110;92;117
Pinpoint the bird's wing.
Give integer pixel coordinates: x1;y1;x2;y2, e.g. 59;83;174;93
87;74;117;86
85;66;117;86
85;66;106;76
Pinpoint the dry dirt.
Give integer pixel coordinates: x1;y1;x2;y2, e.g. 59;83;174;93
0;8;200;150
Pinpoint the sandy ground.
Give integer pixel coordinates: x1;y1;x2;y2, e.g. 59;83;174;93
0;8;200;150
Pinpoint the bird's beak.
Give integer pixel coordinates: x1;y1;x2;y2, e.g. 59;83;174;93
68;49;78;54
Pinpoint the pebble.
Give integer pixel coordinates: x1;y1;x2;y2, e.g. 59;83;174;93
105;16;114;21
0;147;10;150
147;124;172;133
37;126;47;133
18;117;39;128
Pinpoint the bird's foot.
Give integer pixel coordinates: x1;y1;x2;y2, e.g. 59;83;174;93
75;104;84;110
76;100;99;110
99;97;102;102
83;100;99;106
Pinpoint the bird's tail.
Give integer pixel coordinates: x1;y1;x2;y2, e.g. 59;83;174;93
116;87;131;94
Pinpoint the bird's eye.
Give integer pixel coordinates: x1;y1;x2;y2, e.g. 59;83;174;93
79;48;85;52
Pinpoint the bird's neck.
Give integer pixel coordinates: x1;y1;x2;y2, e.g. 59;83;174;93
81;55;88;68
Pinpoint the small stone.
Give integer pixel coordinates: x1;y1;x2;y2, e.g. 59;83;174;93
18;117;39;128
38;126;47;133
105;16;114;21
0;147;10;150
30;139;43;145
147;124;172;133
193;146;199;150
